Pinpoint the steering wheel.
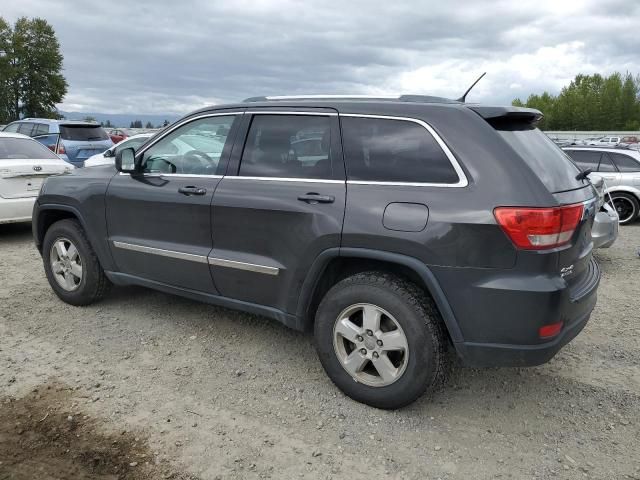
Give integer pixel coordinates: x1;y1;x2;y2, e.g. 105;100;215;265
183;150;213;174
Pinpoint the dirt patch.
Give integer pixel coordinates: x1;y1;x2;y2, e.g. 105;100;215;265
0;381;196;480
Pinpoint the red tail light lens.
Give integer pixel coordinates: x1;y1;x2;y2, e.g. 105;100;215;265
494;203;583;250
56;143;66;155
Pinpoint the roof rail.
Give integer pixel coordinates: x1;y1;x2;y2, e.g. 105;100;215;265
242;94;460;104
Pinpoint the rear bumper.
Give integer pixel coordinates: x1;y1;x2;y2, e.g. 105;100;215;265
435;257;600;367
591;206;618;249
0;196;36;224
455;305;593;367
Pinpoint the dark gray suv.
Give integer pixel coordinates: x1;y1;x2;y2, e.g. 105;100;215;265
32;96;601;408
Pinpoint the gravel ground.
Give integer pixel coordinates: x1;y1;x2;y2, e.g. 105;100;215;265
0;222;639;480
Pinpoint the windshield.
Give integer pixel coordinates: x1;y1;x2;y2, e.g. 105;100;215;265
60;125;110;141
0;137;60;160
496;127;585;193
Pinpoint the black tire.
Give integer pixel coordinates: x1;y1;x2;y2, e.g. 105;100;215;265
610;192;639;225
42;219;110;305
314;272;447;409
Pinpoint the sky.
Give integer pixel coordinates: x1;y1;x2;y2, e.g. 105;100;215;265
2;0;639;115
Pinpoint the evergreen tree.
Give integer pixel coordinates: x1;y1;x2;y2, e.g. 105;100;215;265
513;72;640;130
0;16;67;123
145;121;153;129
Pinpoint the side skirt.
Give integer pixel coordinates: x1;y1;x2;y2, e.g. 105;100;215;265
105;271;302;331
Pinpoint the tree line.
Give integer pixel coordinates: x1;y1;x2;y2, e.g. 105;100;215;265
513;72;640;131
0;16;67;123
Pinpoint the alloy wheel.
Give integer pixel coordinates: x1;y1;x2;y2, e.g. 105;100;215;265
333;303;409;387
49;237;83;291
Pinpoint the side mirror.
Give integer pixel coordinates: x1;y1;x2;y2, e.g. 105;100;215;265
115;147;138;173
103;148;114;158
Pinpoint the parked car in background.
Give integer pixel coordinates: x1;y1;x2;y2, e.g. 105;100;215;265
588;136;621;146
620;136;639;144
0;132;72;224
84;133;152;167
3;119;113;168
33;96;601;408
563;146;640;224
574;137;602;146
587;174;618;248
107;128;131;144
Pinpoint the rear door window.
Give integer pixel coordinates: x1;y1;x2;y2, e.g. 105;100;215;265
60;125;110;141
17;123;35;136
340;116;459;184
565;150;601;171
609;152;640;172
239;114;332;179
495;128;582;192
33;123;50;136
598;154;617;172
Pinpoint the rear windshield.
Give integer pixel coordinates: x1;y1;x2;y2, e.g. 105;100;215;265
0;137;59;160
495;126;585;193
60;125;109;141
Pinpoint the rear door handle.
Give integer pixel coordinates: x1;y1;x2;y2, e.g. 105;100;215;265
178;186;207;195
297;193;335;204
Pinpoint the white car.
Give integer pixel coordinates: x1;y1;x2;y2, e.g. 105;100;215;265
84;133;153;167
0;132;73;224
588;136;621;147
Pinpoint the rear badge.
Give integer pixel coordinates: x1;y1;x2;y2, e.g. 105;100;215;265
33;165;42;171
560;265;574;278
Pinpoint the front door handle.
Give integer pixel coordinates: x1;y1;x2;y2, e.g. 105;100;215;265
178;186;207;195
297;193;335;204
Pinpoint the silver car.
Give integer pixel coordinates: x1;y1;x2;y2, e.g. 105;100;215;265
564;147;640;225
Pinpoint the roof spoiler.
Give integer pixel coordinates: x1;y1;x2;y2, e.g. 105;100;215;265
467;105;543;125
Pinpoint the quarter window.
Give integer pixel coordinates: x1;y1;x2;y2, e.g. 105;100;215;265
34;124;50;136
341;117;459;184
141;115;236;175
239;115;332;179
609;152;640;172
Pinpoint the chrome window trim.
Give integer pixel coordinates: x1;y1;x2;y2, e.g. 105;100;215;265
339;113;469;188
207;257;279;276
118;172;223;179
246;110;338;116
113;241;208;264
225;176;343;184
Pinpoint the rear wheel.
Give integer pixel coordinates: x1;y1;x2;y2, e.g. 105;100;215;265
314;272;447;409
42;219;110;305
609;192;639;224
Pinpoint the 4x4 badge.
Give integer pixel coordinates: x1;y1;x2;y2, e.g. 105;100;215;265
560;265;574;278
33;166;42;171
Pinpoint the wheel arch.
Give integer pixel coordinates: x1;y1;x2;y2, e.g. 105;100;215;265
34;204;85;252
297;247;463;344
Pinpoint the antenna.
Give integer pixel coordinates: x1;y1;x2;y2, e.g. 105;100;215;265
457;72;486;103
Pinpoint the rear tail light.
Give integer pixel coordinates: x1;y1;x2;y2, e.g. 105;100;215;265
539;321;563;339
494;203;583;250
56;143;66;155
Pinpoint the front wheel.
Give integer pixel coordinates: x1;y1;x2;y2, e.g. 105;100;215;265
314;272;447;409
42;219;110;305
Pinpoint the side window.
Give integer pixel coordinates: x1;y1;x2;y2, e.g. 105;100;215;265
3;123;20;133
598;154;617;172
33;123;50;136
565;150;601;171
609;152;640;172
17;123;35;136
239;115;332;179
141;115;236;175
341;116;459;183
115;137;147;155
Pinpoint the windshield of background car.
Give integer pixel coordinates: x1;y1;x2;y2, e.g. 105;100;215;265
0;137;60;160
